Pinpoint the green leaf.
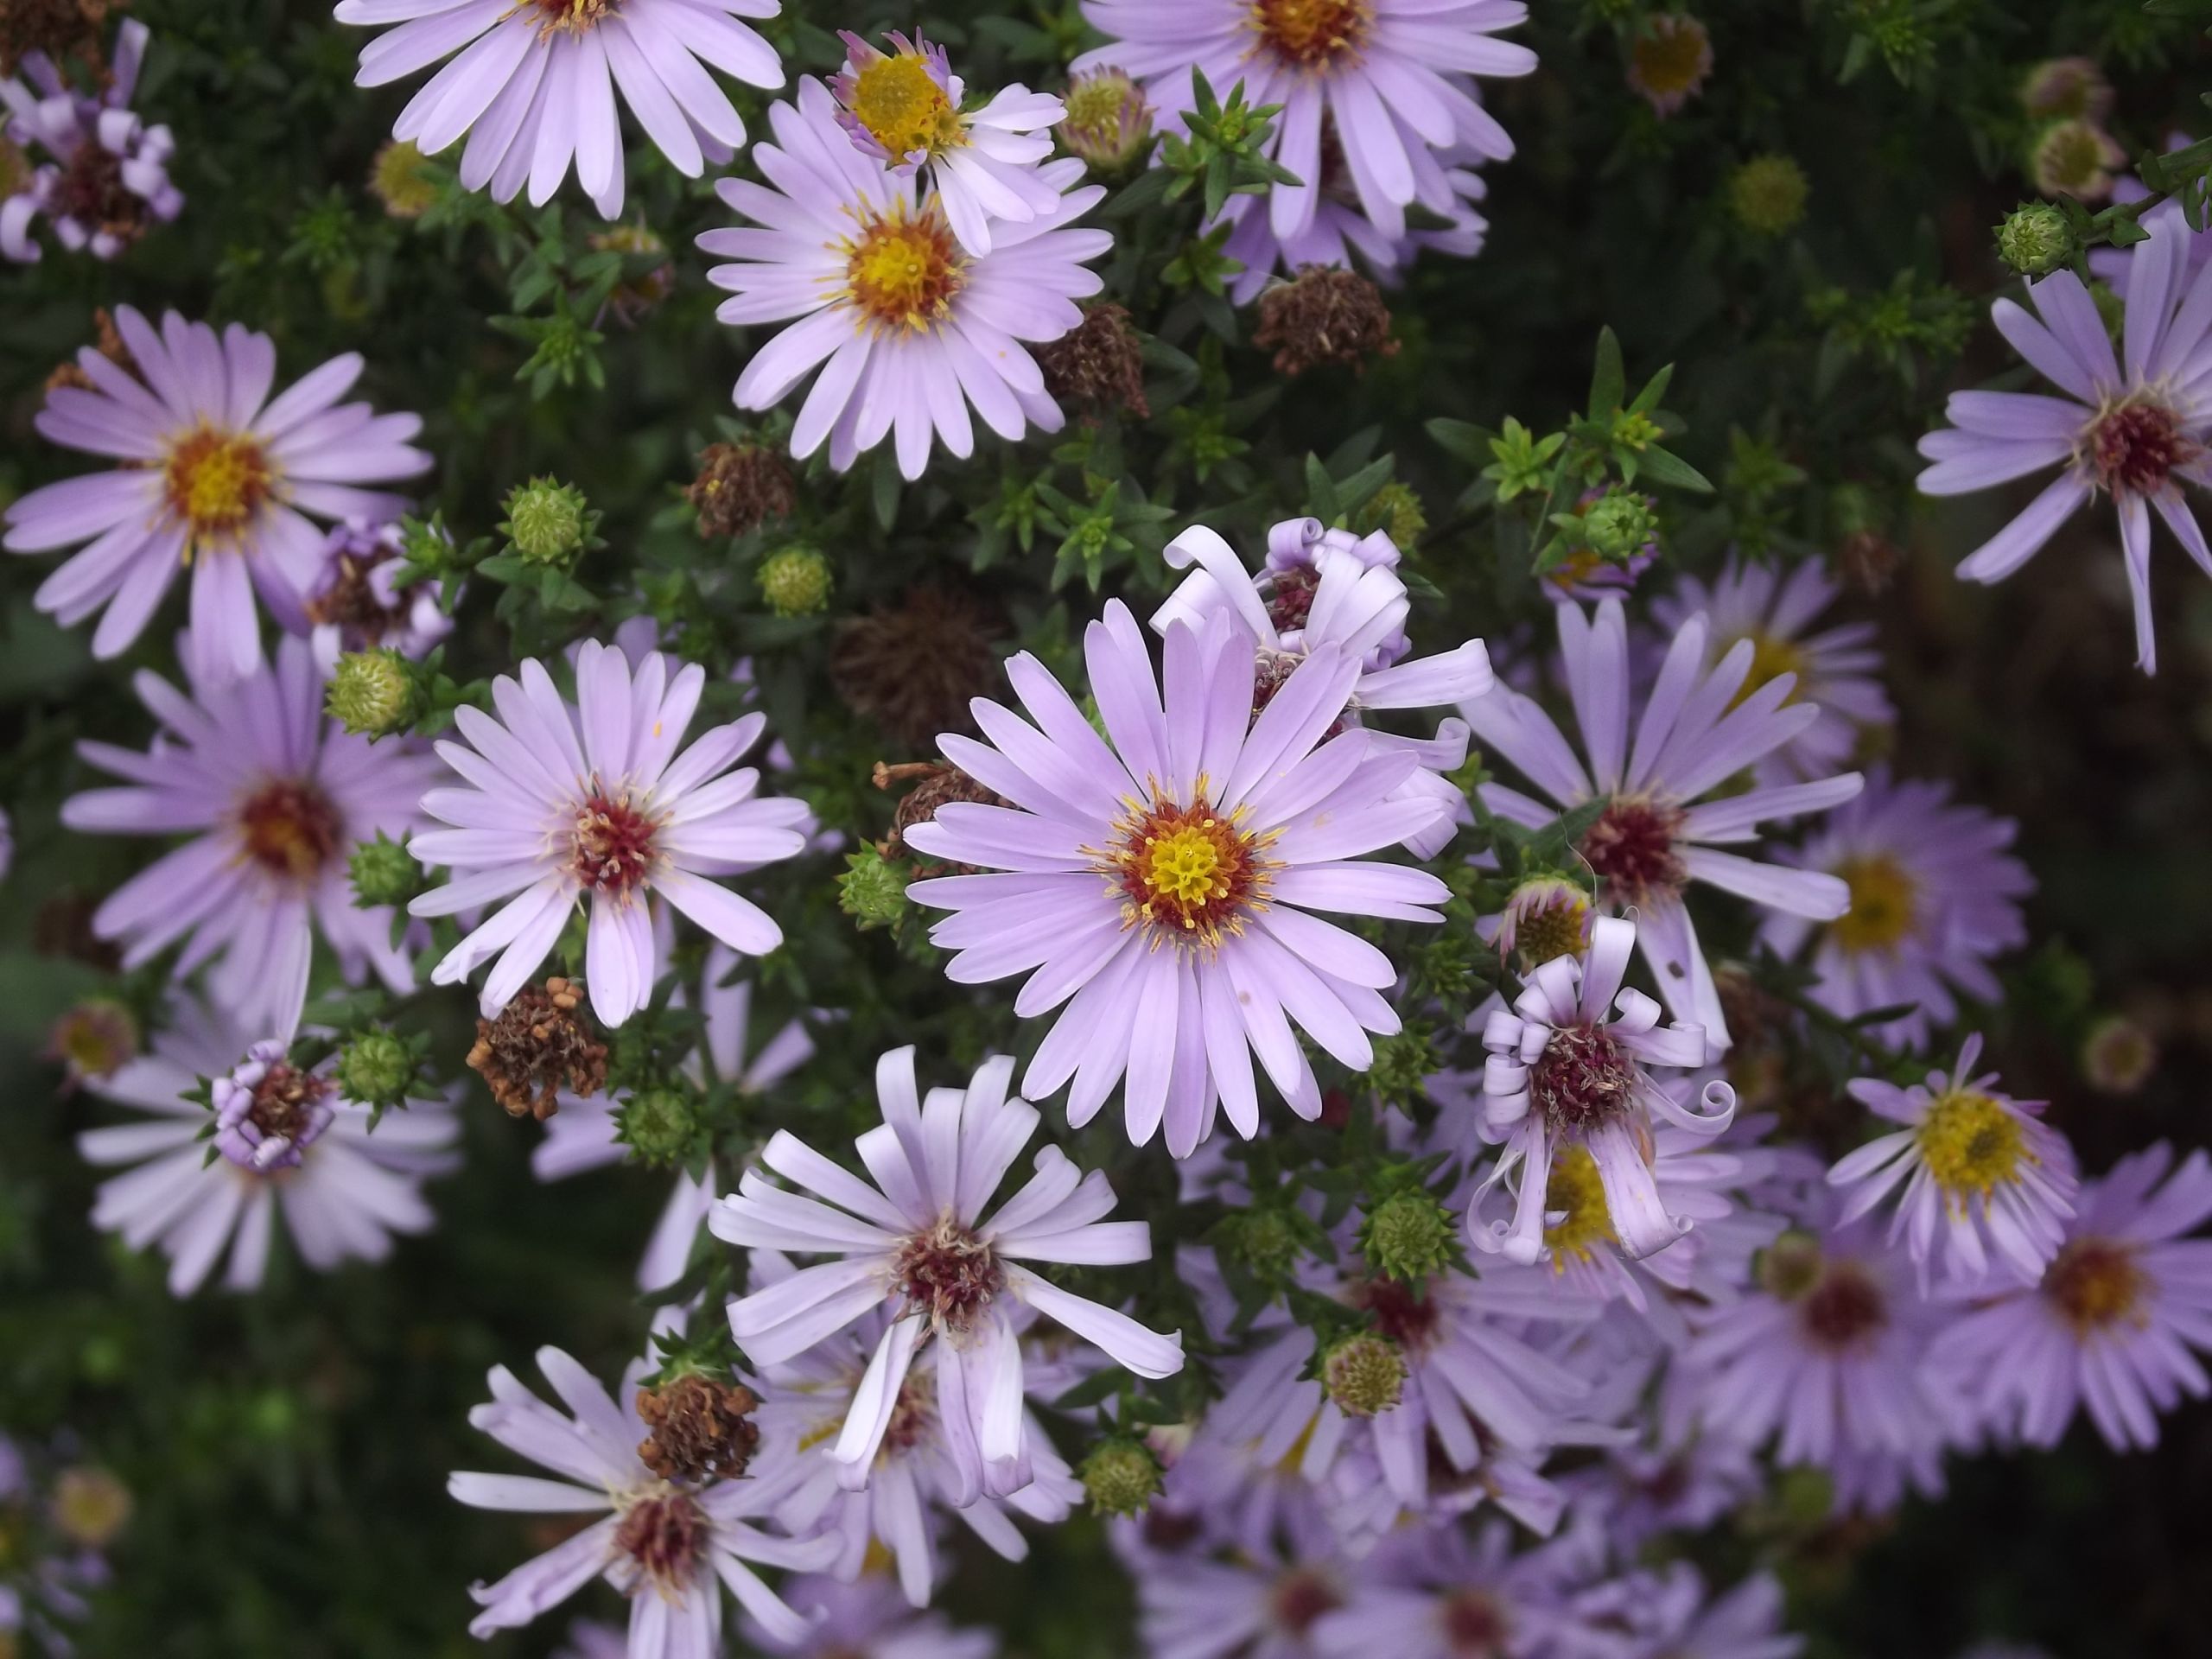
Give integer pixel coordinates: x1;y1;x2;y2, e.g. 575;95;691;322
1586;327;1625;421
1635;444;1716;493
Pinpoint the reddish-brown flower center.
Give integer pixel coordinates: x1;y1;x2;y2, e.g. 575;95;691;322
2088;397;2197;496
1798;1261;1887;1352
248;1062;332;1143
1529;1023;1637;1135
1578;795;1688;906
1103;793;1271;947
894;1215;1003;1334
48;143;146;242
1269;1566;1344;1634
1264;566;1321;633
2044;1236;2148;1333
572;789;658;894
1441;1590;1512;1656
1249;0;1373;69
845;202;966;333
237;779;341;884
613;1487;705;1594
1349;1275;1440;1356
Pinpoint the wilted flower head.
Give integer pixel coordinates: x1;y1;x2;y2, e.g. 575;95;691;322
1627;13;1713;118
2019;57;2112;123
0;19;181;262
2031;118;2124;201
1058;67;1150;175
299;518;452;667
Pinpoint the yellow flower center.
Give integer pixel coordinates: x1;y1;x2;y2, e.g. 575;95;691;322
1829;854;1918;953
1101;790;1274;949
164;427;274;549
1914;1090;2025;1201
1542;1144;1618;1266
845;203;966;333
1631;17;1712;99
238;779;341;885
1249;0;1372;68
849;53;963;158
1726;629;1808;709
2044;1237;2148;1334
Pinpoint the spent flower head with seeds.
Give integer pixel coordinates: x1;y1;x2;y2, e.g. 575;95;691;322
903;600;1458;1155
3;308;431;683
409;639;810;1027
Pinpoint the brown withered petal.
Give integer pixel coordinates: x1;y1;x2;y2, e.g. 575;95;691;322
1253;266;1399;378
635;1374;761;1482
685;442;797;542
467;976;607;1121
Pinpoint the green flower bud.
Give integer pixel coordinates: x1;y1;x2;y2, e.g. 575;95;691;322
501;477;594;567
1581;491;1662;564
1222;1207;1303;1278
368;139;437;219
620;1086;698;1166
335;1031;413;1108
326;648;415;737
1362;481;1428;549
1367;1026;1438;1110
1322;1332;1407;1419
1362;1190;1454;1283
1726;154;1808;238
839;846;910;931
758;545;833;617
349;832;422;909
1078;1438;1162;1517
1996;202;2075;278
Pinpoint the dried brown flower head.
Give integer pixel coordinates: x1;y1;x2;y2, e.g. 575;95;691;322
685;442;797;542
831;585;1002;748
1036;302;1149;422
1253;267;1398;378
635;1374;761;1482
466;976;607;1121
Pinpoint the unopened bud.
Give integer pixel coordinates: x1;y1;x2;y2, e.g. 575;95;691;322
758;545;832;617
348;832;421;909
619;1086;698;1166
326;648;414;736
1079;1438;1162;1516
1362;1190;1453;1283
1996;202;2075;278
839;846;910;930
336;1031;413;1108
1322;1333;1407;1419
501;477;594;567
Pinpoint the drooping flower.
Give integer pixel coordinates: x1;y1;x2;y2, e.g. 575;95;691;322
743;1254;1080;1608
296;518;454;668
61;634;435;1037
714;1048;1184;1500
830;30;1064;255
0;19;181;261
1830;1036;2076;1290
1074;0;1534;246
902;601;1453;1154
534;943;815;1291
1927;1142;2212;1452
1458;597;1864;1046
1153;517;1492;857
1648;555;1894;784
700;79;1109;481
1472;918;1738;1267
1682;1217;1954;1493
77;993;460;1294
449;1346;837;1651
1761;771;2031;1049
333;0;784;221
409;639;810;1027
1916;213;2212;673
3;308;430;682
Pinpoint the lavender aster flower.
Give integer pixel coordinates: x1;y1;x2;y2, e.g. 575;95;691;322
0;20;181;261
905;601;1452;1154
1153;516;1493;857
298;518;454;667
1916;213;2212;672
3;308;430;683
1473;918;1737;1266
1683;1217;1952;1489
334;0;785;221
1458;598;1864;1046
746;1574;999;1657
449;1346;837;1650
1131;1507;1354;1659
700;79;1109;481
1648;555;1894;784
409;638;810;1027
745;1255;1079;1608
1760;771;2031;1050
1310;1520;1600;1659
1577;1564;1802;1659
536;944;815;1291
1927;1141;2212;1452
78;994;460;1294
1075;0;1534;246
1214;140;1490;302
714;1047;1184;1499
61;634;435;1037
1829;1035;2076;1289
830;30;1064;256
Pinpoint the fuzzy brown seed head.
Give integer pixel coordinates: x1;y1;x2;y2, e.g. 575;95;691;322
685;442;798;542
833;585;1004;749
878;761;1007;868
1253;266;1398;378
0;0;121;77
1036;302;1150;422
635;1375;761;1483
467;977;607;1120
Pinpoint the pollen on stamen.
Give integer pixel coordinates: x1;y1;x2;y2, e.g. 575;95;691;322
571;788;660;895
